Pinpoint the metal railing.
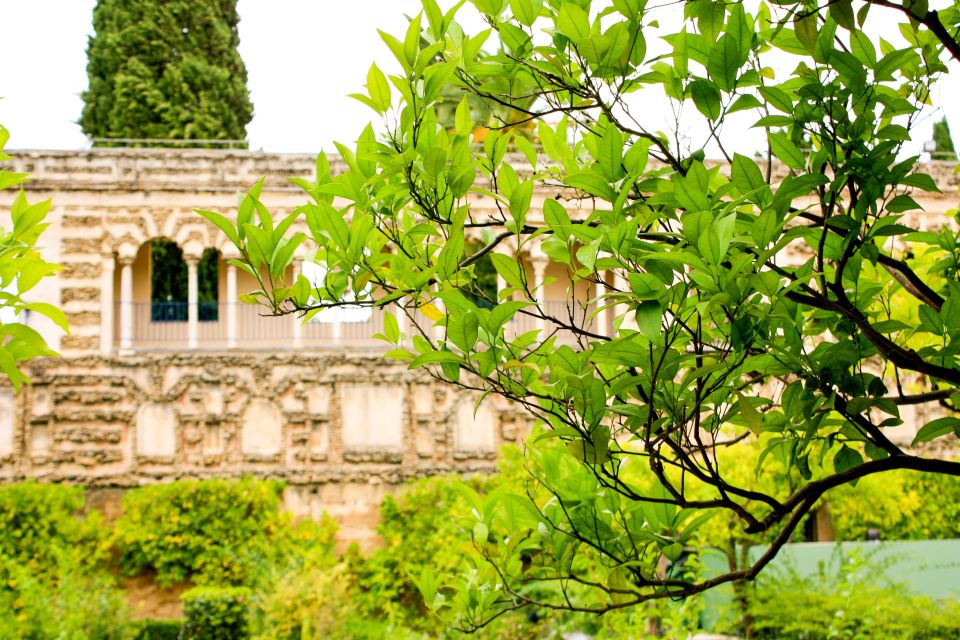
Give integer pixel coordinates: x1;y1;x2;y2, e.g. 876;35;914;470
120;302;386;349
118;300;601;351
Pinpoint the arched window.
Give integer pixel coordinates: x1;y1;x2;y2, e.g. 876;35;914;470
149;240;219;322
150;239;187;321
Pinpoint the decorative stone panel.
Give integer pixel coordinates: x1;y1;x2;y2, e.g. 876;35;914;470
242;399;282;458
0;353;524;487
340;383;405;455
136;402;177;458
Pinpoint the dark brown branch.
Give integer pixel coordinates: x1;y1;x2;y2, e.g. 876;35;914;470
746;455;960;534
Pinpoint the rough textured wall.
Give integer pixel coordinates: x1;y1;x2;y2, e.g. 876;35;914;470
0;352;525;542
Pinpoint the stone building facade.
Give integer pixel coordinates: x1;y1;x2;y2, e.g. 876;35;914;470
0;149;539;542
0;148;958;540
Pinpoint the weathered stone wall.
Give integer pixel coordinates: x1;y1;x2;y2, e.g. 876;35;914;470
0;352;525;542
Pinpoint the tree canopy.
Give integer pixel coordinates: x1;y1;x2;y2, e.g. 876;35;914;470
932;116;956;159
202;0;960;628
81;0;253;145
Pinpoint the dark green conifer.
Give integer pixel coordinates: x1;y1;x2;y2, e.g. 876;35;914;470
81;0;253;146
932;117;956;160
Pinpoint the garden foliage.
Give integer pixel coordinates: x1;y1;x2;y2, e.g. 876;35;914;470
0;468;956;637
0;482;127;640
114;477;337;587
181;586;252;640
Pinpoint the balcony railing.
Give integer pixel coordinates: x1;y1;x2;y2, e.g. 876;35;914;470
117;300;603;351
120;302;387;350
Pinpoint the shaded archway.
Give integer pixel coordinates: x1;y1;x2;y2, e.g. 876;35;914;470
149;240;219;322
149;239;188;321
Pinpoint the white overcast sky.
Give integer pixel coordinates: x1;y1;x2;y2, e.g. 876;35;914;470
0;1;957;157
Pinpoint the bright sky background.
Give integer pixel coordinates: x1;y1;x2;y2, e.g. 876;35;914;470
0;1;957;157
0;0;446;152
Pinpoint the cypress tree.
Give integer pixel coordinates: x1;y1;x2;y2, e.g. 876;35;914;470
932;117;957;160
81;0;253;146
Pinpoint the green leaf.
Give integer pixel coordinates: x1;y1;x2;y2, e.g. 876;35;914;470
737;392;762;434
731;153;767;199
899;172;940;193
697;1;725;42
565;172;617;201
448;311;480;352
829;0;856;31
690;79;721;120
556;3;591;41
367;63;392;113
22;303;69;333
510;0;538;26
886;195;921;213
912;417;960;445
768;132;806;170
707;34;741;92
728;94;763;114
834;445;863;473
409;350;463;369
634;300;662;342
489;253;525;291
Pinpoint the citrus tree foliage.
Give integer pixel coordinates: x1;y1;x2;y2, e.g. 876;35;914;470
0;127;67;390
81;0;253;145
201;0;960;626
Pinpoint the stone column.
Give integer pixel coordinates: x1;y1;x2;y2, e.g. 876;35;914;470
226;262;238;348
186;255;199;349
492;242;515;302
396;301;406;345
100;255;115;355
613;270;635;331
119;257;134;352
292;259;303;349
529;244;548;334
595;276;609;337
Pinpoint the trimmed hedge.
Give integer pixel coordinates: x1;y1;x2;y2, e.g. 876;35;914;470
132;619;183;640
114;478;337;587
182;586;251;640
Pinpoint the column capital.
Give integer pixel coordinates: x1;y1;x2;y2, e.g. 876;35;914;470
182;239;205;265
220;244;242;261
117;241;139;265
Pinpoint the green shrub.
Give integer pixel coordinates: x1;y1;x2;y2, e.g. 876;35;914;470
354;474;490;630
747;547;960;639
131;619;183;640
0;481;110;572
0;552;130;640
182;586;251;640
115;478;337;586
251;559;431;640
830;467;960;541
